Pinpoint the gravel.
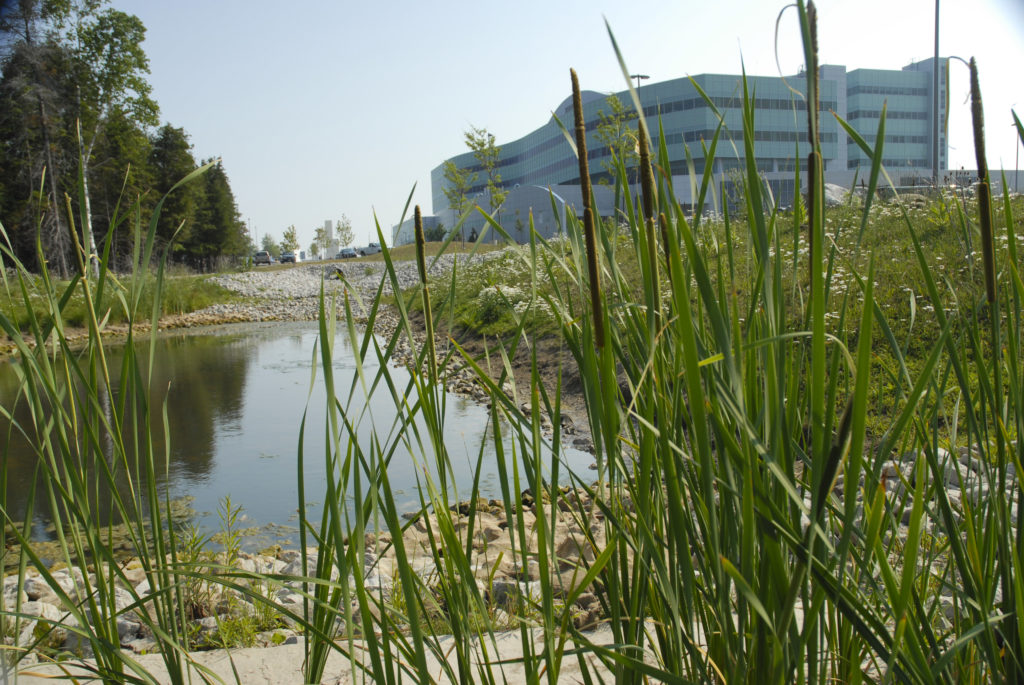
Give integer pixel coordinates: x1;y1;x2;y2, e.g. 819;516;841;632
210;252;503;304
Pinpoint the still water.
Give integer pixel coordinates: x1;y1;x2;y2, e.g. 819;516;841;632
0;322;593;545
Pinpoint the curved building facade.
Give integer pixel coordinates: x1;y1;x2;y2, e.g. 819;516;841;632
431;59;947;213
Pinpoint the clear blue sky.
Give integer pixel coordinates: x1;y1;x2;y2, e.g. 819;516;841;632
115;0;1024;251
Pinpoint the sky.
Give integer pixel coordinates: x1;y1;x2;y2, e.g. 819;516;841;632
115;0;1024;251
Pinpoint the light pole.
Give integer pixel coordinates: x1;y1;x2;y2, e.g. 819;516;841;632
630;73;649;90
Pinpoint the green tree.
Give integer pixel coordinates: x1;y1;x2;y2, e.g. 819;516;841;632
281;225;299;252
87;106;154;267
62;3;159;276
185;160;247;270
308;241;319;258
148;124;199;251
465;126;505;212
442;160;475;216
423;222;446;242
1;1;246;276
0;0;158;276
313;225;329;257
335;214;354;247
594;94;639;184
0;3;79;273
261;234;280;259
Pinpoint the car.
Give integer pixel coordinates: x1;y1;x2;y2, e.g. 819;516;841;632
336;247;358;259
360;242;381;256
253;250;272;265
280;251;296;264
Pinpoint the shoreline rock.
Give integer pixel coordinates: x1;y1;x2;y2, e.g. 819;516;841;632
3;486;608;662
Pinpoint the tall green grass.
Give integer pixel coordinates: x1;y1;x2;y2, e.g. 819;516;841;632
2;1;1023;682
0;163;223;682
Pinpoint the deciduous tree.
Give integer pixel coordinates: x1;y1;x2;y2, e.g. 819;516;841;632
261;234;280;259
0;0;162;275
281;225;299;252
442;160;474;216
594;94;639;184
313;225;329;257
465;126;505;212
335;214;354;247
62;2;158;276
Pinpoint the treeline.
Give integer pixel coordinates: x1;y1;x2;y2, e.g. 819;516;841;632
0;0;250;275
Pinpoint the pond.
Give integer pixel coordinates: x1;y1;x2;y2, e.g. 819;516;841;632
0;322;594;548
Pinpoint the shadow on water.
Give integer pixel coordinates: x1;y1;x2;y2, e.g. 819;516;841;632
0;322;593;548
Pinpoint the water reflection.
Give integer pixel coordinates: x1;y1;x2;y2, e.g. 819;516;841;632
0;322;593;542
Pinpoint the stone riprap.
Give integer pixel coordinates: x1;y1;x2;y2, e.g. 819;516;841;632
3;491;607;664
200;255;567;433
208;253;503;312
4;444;1018;671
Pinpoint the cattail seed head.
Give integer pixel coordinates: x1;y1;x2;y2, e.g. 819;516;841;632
969;57;996;304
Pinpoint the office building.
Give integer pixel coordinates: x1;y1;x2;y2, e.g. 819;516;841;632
395;59;949;246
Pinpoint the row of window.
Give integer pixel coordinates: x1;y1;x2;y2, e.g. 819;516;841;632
857;134;930;144
575;93;839;134
847;158;931;169
848;109;930;120
453;113;931;185
464;148;935;195
639;95;839;117
464;100;915;175
848;84;928;97
674;130;840;144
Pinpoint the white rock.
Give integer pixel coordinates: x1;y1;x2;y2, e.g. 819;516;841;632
117;616;143;645
962;483;990;506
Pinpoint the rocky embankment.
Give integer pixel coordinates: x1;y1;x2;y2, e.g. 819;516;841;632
7;441;1019;661
4;488;607;660
200;257;589;444
189;255;491;324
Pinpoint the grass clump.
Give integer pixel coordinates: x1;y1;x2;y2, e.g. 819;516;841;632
0;270;238;332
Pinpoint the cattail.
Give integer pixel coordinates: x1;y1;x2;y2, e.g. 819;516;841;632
638;127;661;328
414;205;437;380
804;1;819;145
660;211;673;291
639;125;656;223
571;68;605;347
969;58;996;304
805;0;821;284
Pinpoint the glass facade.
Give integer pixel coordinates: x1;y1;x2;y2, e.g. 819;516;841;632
431;59;949;212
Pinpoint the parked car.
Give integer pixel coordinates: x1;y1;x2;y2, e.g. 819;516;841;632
336;247;358;259
254;250;272;265
360;242;382;256
280;251;296;264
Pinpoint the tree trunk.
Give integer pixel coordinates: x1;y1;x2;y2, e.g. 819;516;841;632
22;11;71;276
76;84;101;279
